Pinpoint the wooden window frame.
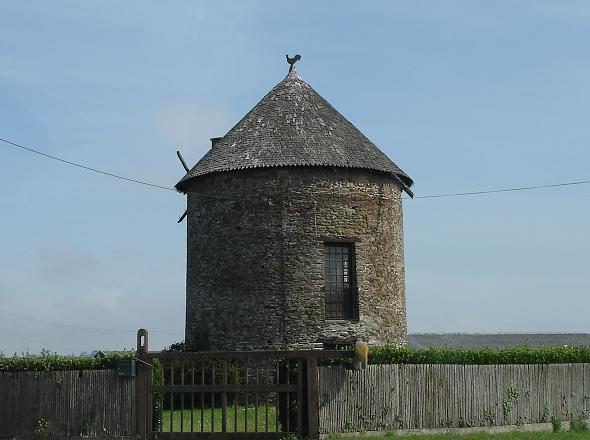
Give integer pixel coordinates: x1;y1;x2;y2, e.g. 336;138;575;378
323;241;359;321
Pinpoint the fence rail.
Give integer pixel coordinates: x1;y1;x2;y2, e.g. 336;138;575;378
319;363;590;433
2;351;588;438
135;330;354;439
0;369;135;438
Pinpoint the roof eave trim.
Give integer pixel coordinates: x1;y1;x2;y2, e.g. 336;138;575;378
175;166;413;196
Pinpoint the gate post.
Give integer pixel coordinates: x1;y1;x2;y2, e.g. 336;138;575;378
136;329;150;439
306;355;319;439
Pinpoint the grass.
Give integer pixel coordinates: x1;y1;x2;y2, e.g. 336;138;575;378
158;403;587;439
325;433;590;440
160;404;280;432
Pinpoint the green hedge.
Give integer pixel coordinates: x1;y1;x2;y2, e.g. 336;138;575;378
369;346;590;365
0;350;134;372
320;346;590;367
4;346;589;372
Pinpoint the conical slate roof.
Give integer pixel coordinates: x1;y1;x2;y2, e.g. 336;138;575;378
176;67;413;193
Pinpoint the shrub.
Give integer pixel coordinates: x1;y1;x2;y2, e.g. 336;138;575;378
0;349;134;372
551;416;562;432
570;415;589;432
321;345;590;366
33;418;50;440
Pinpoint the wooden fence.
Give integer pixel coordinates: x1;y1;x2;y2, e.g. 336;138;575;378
319;363;590;433
0;369;135;438
2;362;589;438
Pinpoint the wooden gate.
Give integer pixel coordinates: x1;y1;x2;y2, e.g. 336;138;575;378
135;329;352;439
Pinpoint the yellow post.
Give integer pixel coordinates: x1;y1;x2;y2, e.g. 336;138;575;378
353;340;368;370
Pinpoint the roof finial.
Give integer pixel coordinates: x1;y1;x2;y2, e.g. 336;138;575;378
286;54;301;72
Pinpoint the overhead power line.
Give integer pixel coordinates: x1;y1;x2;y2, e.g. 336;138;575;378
412;179;590;199
2;136;589;200
1;136;240;201
2;327;46;345
0;308;182;336
0;137;175;191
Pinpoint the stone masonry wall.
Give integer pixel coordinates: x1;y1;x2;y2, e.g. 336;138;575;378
184;167;407;350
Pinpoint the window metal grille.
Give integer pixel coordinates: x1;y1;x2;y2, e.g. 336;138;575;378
323;242;358;320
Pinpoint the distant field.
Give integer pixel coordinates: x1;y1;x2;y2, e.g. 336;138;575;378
324;432;590;440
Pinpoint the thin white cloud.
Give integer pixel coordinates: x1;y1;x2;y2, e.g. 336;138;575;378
533;2;590;20
154;106;232;159
34;248;99;281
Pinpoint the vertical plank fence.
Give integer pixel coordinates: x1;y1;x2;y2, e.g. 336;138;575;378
2;358;588;438
318;363;590;434
0;369;136;438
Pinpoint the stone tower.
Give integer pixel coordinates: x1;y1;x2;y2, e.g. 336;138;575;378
175;64;413;351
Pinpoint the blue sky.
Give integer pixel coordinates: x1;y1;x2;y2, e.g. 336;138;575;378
1;1;589;354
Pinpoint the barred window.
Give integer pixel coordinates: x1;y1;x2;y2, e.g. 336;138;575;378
324;242;358;320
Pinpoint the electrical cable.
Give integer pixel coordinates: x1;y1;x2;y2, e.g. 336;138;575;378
2;136;590;200
2;136;589;343
0;137;254;201
412;179;590;199
0;137;176;191
0;308;183;335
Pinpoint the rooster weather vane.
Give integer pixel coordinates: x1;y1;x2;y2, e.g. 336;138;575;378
286;54;301;72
